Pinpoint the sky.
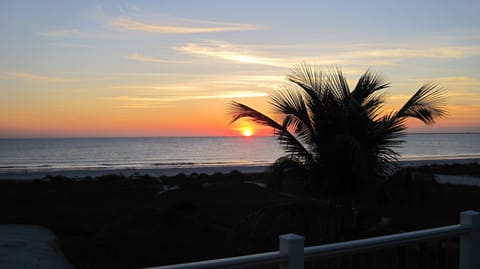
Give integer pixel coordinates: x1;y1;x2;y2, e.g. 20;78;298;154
1;0;479;137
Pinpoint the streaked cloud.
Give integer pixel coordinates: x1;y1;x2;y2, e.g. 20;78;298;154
107;74;284;93
381;76;480;113
176;40;480;69
214;75;285;87
100;74;281;108
407;76;480;94
123;53;185;64
175;40;292;67
338;45;480;60
37;29;124;39
428;76;480;104
108;84;196;91
1;72;73;83
433;76;480;88
111;16;260;33
45;42;92;48
101;91;268;108
37;29;81;37
119;4;142;13
99;96;168;109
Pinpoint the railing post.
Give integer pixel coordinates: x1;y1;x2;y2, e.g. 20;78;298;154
279;233;304;269
459;210;480;269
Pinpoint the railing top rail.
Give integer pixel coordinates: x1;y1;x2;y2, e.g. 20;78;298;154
144;250;286;269
144;221;473;269
305;224;470;259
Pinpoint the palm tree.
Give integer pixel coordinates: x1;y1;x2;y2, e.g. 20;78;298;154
230;64;446;198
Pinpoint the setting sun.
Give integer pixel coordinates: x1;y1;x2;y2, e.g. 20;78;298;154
242;129;253;137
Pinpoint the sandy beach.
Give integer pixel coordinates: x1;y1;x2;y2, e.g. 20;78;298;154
0;165;269;180
1;157;478;181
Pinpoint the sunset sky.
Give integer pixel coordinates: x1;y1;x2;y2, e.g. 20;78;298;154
1;0;479;137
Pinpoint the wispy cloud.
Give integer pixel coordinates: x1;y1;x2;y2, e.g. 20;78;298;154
433;76;480;88
107;74;285;92
211;75;285;90
100;96;168;109
45;42;93;48
108;85;196;91
337;45;480;60
101;91;268;108
37;29;124;40
407;76;480;92
424;76;480;104
175;40;293;67
176;40;480;69
37;29;81;37
1;72;73;83
123;53;185;64
119;4;142;13
111;16;261;33
174;40;389;68
101;75;279;108
384;76;480;110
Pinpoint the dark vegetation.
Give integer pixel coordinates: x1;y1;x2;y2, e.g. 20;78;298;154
1;163;480;268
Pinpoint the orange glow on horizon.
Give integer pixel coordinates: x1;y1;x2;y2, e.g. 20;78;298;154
242;129;253;136
233;120;261;137
2;94;478;138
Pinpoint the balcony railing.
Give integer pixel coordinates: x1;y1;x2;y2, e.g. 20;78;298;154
144;210;480;269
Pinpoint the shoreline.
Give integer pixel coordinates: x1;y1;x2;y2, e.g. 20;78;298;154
0;157;479;181
0;165;270;180
397;157;480;167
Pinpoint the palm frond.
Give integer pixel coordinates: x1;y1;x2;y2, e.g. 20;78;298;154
287;63;323;96
374;113;407;169
362;93;386;120
278;116;312;162
325;68;351;102
282;115;312;146
287;64;329;141
352;69;390;106
396;84;446;124
270;87;315;144
350;70;389;121
230;101;277;126
379;113;407;146
287;64;324;114
229;101;313;164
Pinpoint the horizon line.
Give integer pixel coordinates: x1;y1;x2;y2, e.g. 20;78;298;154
1;132;479;139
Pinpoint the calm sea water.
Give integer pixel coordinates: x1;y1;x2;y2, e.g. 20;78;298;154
0;134;479;174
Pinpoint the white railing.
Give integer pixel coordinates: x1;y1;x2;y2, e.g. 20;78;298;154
144;210;480;269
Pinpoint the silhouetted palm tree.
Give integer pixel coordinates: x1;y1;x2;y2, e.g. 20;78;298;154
230;64;446;197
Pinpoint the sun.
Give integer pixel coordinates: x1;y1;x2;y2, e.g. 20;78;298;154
242;129;253;137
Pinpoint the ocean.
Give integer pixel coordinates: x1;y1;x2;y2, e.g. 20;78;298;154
0;134;479;176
